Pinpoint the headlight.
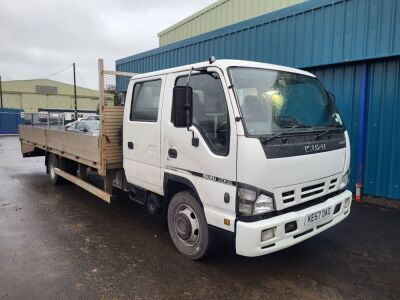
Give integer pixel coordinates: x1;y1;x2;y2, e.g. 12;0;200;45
237;184;275;216
254;194;274;214
339;170;349;189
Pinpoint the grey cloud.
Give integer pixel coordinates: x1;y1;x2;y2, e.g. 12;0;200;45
0;0;215;88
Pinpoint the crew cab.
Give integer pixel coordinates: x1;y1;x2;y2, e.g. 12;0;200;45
20;59;352;259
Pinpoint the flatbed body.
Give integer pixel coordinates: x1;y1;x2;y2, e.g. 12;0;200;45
19;106;124;176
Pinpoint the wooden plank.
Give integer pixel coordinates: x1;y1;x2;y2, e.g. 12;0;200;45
104;127;123;130
104;110;124;113
103;129;122;132
101;106;124;171
104;115;124;118
106;155;123;160
54;168;111;203
103;110;124;114
104;120;123;122
106;151;122;156
104;121;123;124
105;147;122;151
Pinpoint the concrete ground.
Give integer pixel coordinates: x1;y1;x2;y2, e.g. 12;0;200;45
0;136;399;300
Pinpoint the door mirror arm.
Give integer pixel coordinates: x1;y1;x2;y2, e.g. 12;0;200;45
327;91;336;103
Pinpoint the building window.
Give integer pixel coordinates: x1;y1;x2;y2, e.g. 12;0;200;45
35;85;58;94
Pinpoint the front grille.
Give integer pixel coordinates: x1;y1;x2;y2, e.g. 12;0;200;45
282;190;295;203
301;182;325;199
329;178;337;190
279;175;340;209
302;182;325;192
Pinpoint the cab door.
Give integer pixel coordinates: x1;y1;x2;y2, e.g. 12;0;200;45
123;76;165;194
161;68;238;231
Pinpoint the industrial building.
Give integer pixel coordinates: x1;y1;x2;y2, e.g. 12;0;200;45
1;79;113;113
158;0;305;46
116;0;400;201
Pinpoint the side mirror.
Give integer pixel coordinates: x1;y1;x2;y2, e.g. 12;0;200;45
80;127;88;132
172;86;193;128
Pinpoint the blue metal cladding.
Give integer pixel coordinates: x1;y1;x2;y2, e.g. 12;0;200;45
117;0;400;90
364;58;400;199
0;109;23;135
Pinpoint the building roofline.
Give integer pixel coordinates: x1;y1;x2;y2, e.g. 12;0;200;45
117;0;400;70
2;78;98;92
117;0;332;65
157;0;226;37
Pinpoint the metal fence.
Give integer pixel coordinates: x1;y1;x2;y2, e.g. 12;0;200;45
22;112;67;130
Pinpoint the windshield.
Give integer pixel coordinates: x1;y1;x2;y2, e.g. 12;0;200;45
85;120;100;130
229;67;343;136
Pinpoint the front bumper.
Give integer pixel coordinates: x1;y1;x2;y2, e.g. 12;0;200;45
236;190;352;257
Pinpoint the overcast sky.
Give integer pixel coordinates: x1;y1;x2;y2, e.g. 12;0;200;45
0;0;215;89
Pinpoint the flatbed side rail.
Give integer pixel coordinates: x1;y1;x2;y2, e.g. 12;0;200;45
19;125;100;168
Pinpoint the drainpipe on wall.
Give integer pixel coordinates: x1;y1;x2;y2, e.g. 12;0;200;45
355;63;369;202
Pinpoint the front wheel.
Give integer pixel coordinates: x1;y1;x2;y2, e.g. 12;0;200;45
167;191;213;260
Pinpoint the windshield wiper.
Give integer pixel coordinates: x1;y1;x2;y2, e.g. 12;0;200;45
262;124;309;143
262;131;286;144
315;124;343;139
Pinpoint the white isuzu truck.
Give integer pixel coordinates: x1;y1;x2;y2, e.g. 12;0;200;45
19;59;352;259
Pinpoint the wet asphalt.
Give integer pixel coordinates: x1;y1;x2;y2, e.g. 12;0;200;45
0;136;399;299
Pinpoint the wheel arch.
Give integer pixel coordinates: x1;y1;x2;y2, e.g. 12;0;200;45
163;173;203;209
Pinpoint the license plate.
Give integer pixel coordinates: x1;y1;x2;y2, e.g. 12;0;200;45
305;207;331;226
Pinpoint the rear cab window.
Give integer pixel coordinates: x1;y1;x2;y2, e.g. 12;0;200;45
130;80;162;122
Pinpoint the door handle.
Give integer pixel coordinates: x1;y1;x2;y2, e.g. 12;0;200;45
128;142;134;149
168;148;177;158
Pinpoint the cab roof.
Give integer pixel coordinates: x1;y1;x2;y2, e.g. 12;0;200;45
130;59;315;81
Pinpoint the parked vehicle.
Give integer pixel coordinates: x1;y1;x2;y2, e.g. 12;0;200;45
19;59;351;259
38;112;49;123
85;115;100;121
65;119;100;135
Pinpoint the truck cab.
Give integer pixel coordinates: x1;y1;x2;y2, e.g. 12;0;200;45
123;59;351;259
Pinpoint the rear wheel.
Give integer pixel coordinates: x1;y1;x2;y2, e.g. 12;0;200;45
48;154;62;185
167;191;213;260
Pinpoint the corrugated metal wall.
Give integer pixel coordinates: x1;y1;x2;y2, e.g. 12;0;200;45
0;108;23;135
116;0;400;200
118;0;400;79
308;57;400;200
364;58;400;199
158;0;306;46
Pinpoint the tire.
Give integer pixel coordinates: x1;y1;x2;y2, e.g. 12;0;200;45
48;154;62;185
167;190;213;260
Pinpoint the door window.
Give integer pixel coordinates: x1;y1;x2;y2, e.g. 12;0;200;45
130;80;162;122
77;122;87;132
175;73;230;156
